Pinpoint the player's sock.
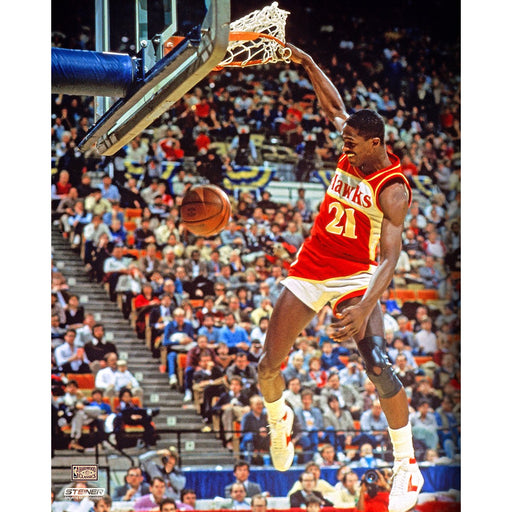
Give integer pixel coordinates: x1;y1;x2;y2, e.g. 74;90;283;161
388;422;415;459
264;395;286;422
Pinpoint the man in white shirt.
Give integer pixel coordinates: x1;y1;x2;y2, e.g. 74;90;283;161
54;329;90;373
115;359;144;405
95;352;118;400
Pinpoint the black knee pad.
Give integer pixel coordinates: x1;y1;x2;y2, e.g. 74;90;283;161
358;336;403;399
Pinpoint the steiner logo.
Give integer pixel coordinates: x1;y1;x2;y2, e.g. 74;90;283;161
72;464;98;481
64;488;105;498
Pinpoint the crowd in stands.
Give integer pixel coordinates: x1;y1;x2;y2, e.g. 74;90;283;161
51;4;460;510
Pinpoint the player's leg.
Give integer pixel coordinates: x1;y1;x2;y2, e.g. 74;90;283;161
339;297;423;512
258;287;317;471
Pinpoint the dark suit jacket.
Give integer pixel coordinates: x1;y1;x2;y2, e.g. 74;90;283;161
112;482;151;501
289;490;333;508
224;480;262;498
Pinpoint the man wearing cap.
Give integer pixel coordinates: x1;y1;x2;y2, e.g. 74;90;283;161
115;358;144;405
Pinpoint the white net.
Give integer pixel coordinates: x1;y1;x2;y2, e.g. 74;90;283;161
215;2;292;69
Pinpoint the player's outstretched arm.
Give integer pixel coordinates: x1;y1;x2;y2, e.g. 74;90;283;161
286;43;348;132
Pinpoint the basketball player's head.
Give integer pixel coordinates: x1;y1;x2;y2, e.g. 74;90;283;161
345;109;385;143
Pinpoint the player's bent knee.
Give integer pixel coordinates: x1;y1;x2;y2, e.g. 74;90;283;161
257;354;281;381
358;336;402;399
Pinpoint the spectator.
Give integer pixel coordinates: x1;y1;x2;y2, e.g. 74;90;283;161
134;476;168;511
94;351;119;401
288;461;336;501
240;395;270;456
319;372;363;420
338;354;366;390
103;245;132;302
180;489;197;511
212;376;251;451
92;495;113;511
225;352;259;396
139;447;187;502
113;388;158;448
115;358;144;404
160;498;178;512
412;317;438;355
183;334;218;402
321;394;355;454
282;377;303;412
295;389;329;458
98;174;121;203
134;217;157;249
191;351;226;415
214;482;251;510
83;323;118;374
282;352;311;388
409;399;439;452
419;255;444;290
55;379;107;451
224;461;262;498
434;395;460;460
355;468;392;511
162;307;196;388
319;339;347;373
54;328;91;374
355;400;389;449
337;471;361;509
289;472;334;508
246;339;264;364
349;443;387;469
392;353;417;391
250;495;267;512
113;466;151;502
313;443;345;467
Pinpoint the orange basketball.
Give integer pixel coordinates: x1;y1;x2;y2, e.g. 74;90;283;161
180;185;232;237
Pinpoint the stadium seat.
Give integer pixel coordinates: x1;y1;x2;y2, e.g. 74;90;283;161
417;289;439;302
65;373;95;392
124;208;142;220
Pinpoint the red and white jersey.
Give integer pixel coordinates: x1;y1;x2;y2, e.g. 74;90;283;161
288;152;412;282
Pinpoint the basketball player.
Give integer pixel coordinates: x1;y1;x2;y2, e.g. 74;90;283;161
257;43;423;512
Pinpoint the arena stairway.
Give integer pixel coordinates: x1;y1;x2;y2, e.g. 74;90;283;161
51;224;235;491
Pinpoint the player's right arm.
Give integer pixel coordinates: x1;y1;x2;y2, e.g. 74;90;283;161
286;43;348;132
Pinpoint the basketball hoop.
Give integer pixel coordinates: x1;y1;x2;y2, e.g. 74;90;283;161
213;2;292;70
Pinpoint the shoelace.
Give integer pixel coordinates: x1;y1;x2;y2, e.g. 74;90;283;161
268;419;286;450
390;461;409;495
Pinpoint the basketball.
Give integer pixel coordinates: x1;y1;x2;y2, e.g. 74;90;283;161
180;185;232;237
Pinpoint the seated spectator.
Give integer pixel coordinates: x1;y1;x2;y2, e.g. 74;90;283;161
89;233;113;283
134;217;157;249
419;255;444;289
179;489;197;511
132;283;161;338
246;339;263;364
240;395;270;457
160;498;178;512
103;245;132;302
338;354;366;390
83;323;118;375
225;352;259;396
183;334;218;403
349;443;387;469
336;471;361;509
139;447;187;502
218;313;250;354
212;376;252;450
282;377;303;412
64;294;85;329
92;495;113;511
83;214;112;269
162;307;196;388
392;353;417;391
321;394;355;454
192;351;226;415
289;472;334;508
313;443;345;467
288;461;336;500
138;242;163;278
308;356;328;390
393;315;414;347
319;372;363;420
54;328;91;374
55;379;107;451
409;399;440;452
223;461;262;498
214;482;251;510
434;395;460;460
410;377;442;411
113;466;151;502
411;317;438;355
353;400;389;449
319;339;347;373
360;378;379;413
148;293;175;353
113;388;159;448
295;389;329;458
249;298;274;328
249;317;268;346
94;351;119;401
134;476;168;511
387;337;418;368
197;313;222;345
115;358;144;405
282;352;312;388
68;201;92;249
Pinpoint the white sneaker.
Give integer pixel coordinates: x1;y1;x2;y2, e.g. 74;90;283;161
169;375;178;388
388;457;424;512
268;405;294;472
183;389;193;402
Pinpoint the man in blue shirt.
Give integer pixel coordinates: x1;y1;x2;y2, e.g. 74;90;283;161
163;307;196;388
218;313;250;354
